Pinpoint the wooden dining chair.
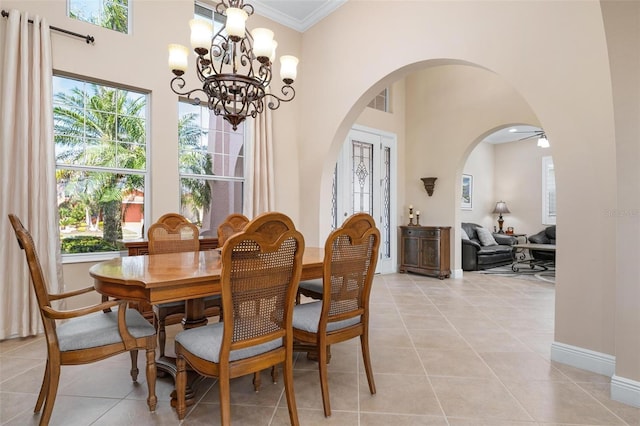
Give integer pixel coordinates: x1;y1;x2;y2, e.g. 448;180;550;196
8;214;157;426
147;213;221;358
217;213;276;390
292;212;380;417
216;213;250;248
175;212;303;425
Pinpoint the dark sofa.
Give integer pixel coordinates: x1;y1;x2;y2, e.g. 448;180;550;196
527;225;556;262
461;222;517;271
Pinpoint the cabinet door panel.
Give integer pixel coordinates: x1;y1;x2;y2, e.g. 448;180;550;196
420;238;440;269
402;236;420;267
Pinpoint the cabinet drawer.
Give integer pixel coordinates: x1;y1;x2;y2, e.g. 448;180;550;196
404;228;440;238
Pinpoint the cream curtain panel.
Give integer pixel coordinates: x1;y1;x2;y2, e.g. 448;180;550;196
0;10;62;339
245;107;275;217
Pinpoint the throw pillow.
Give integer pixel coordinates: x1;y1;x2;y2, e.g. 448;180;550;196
476;227;498;246
461;228;470;240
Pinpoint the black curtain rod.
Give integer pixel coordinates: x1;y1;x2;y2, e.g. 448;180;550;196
1;10;95;44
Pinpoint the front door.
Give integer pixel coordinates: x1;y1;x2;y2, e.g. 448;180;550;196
335;126;397;274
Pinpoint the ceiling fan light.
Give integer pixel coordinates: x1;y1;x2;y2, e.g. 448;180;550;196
537;135;550;148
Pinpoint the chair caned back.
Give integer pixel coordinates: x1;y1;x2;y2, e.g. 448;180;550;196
219;212;304;350
217;213;250;248
322;213;380;322
148;214;199;254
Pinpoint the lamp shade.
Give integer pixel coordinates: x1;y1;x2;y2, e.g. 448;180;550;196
251;28;275;60
225;7;248;39
492;201;510;214
189;19;213;52
280;55;298;83
168;44;189;73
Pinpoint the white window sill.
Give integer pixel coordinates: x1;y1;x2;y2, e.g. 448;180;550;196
61;251;127;264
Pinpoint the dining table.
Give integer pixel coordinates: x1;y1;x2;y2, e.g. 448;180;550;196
89;246;324;406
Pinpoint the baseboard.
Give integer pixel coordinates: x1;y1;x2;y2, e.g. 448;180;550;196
611;375;640;408
550;341;616;377
451;268;464;278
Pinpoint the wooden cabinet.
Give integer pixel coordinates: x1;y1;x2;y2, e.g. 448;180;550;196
399;226;451;279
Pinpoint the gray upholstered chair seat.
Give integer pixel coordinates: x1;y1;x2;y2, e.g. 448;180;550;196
293;301;360;333
175;321;282;363
299;278;323;294
57;308;155;352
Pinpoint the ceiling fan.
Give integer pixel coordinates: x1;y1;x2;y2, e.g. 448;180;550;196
512;129;550;147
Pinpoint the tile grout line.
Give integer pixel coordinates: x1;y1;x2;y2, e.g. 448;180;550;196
388;274;452;425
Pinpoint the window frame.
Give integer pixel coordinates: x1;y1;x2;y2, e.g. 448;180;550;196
67;0;132;34
367;88;389;112
177;98;249;232
542;155;556;225
53;73;150;263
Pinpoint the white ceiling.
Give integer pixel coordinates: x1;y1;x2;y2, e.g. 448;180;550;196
250;0;346;32
483;125;543;144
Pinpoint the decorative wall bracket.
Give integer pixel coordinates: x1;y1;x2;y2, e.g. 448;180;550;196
421;177;437;196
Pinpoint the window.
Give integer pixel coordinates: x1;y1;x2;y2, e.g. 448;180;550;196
53;75;148;255
367;88;389;112
68;0;130;33
178;102;246;237
542;156;556;225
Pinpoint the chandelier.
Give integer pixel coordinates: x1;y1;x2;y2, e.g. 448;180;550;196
168;0;298;130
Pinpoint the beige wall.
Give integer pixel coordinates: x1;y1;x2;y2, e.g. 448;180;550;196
494;140;554;237
297;0;633;389
601;0;640;385
2;0;637;395
460;142;496;230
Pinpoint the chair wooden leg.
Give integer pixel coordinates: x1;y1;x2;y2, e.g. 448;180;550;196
253;371;262;392
129;350;139;382
219;370;232;426
175;354;187;420
40;359;60;426
360;332;376;395
271;365;278;384
34;359;50;413
283;348;299;426
317;341;331;417
145;347;157;412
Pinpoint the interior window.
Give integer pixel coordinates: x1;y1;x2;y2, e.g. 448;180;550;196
367;88;389;112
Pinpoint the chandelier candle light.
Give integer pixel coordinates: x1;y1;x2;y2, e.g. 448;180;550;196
168;0;299;130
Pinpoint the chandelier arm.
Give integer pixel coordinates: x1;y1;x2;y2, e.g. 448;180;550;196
263;85;296;110
170;76;209;105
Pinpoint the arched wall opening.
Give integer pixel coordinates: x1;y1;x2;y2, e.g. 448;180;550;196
298;0;619;384
316;61;550;277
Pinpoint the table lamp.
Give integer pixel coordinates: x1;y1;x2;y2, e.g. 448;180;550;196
492;201;510;233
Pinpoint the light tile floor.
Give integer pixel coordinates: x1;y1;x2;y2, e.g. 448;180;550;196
1;272;639;425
